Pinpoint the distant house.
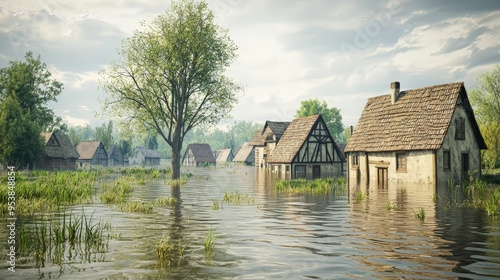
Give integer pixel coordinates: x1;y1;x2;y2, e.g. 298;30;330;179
76;141;108;167
249;121;290;168
129;146;161;166
344;82;487;187
183;143;216;166
267;114;345;179
233;142;255;165
34;132;80;171
216;149;234;164
108;145;128;166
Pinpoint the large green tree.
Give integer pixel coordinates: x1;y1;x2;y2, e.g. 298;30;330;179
0;95;44;168
0;52;66;132
101;0;241;179
0;52;65;168
469;65;500;168
295;98;344;142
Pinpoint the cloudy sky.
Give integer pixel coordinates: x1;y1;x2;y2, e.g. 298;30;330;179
1;0;499;129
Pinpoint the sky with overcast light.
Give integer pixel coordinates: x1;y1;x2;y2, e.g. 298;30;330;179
1;0;499;130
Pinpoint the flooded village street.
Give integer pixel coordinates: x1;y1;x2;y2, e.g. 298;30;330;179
1;165;499;279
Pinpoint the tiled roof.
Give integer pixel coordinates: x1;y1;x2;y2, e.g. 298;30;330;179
265;121;290;141
267;115;320;163
76;141;103;160
344;82;486;152
136;146;161;159
186;143;215;163
233;142;254;163
216;149;233;162
41;132;79;159
248;130;265;146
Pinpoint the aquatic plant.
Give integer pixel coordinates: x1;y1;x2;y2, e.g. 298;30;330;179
414;208;425;221
156;196;178;207
211;199;221;210
119;201;154;213
100;178;134;204
386;201;395;210
156;235;184;268
204;228;215;255
222;191;255;205
354;190;366;202
18;209;113;268
274;177;347;195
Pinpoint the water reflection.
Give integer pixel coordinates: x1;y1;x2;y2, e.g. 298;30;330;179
1;167;499;279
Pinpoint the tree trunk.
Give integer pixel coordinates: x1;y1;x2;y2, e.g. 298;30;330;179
171;144;182;180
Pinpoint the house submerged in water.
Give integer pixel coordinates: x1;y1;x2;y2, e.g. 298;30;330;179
267;114;345;180
344;82;487;187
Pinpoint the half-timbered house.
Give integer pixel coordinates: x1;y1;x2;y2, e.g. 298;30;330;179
267;114;345;179
344;82;487;187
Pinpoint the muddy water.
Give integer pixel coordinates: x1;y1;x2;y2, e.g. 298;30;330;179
1;166;500;279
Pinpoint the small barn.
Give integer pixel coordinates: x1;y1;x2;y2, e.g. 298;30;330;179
35;132;80;170
344;82;487;187
182;143;216;166
216;149;234;164
76;141;108;167
249;121;290;168
129;146;161;166
233;142;255;165
108;145;129;166
267;114;345;180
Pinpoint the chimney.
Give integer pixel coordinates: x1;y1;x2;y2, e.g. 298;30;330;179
350;125;353;136
391;81;400;104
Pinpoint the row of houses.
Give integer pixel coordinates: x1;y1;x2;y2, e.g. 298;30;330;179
35;133;161;170
181;143;254;166
245;81;486;186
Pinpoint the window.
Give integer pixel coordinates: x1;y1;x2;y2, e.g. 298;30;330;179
351;154;359;167
295;165;306;178
396;153;407;172
443;151;450;171
455;117;465;140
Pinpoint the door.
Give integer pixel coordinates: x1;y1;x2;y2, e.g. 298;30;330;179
377;168;388;189
313;165;321;179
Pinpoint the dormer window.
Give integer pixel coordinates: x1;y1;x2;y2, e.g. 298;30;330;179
455;117;465;140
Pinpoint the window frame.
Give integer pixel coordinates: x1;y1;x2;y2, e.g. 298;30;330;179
455;117;465;140
396;152;407;173
443;150;451;171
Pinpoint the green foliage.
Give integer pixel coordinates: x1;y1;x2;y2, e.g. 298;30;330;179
469;65;500;168
0;95;44;168
156;196;178;207
354;190;366;202
100;178;134;204
413;208;426;221
274;177;347;195
295;98;344;142
222;191;255;205
0;51;65;132
100;0;242;179
95;120;114;152
156;235;185;268
204;228;215;255
68;124;95;147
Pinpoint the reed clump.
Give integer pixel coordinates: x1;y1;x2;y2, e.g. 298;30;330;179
274;177;347;195
119;201;154;213
460;175;500;216
100;178;134;204
156;196;178;207
222;191;255;205
156;235;185;268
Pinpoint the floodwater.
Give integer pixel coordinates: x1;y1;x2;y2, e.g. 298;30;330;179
1;165;500;279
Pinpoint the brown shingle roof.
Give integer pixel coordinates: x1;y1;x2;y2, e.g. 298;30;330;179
344;82;486;152
186;143;216;163
248;130;265;146
76;141;104;160
233;142;254;163
267;115;320;163
265;121;290;141
136;146;161;159
41;132;79;159
216;149;234;162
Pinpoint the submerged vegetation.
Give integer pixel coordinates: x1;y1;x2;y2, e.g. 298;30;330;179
459;175;500;216
222;191;255;205
16;209;113;268
274;177;347;195
156;235;185;268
